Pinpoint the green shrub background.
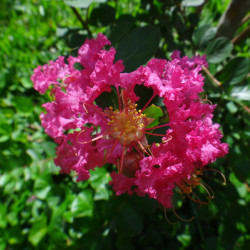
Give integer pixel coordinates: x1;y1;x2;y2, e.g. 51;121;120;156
0;0;249;249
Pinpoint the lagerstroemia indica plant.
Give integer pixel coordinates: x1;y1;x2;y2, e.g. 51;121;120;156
31;34;228;213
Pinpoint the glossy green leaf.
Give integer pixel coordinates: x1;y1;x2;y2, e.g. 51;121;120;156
89;167;110;189
233;159;250;182
89;4;116;26
71;190;93;217
0;204;7;228
64;0;106;8
116;206;143;236
33;176;52;200
143;104;163;128
177;234;192;247
219;57;249;85
192;25;216;49
115;26;160;72
231;85;250;101
13;96;33;113
226;101;238;113
205;37;233;64
182;0;205;7
229;173;247;198
109;15;135;45
28;215;47;246
89;168;111;200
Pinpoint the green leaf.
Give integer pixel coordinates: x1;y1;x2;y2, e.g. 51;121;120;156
28;215;47;247
205;37;233;64
192;25;216;49
229;173;247;198
177;234;192;247
219;57;249;85
64;30;87;49
0;204;7;228
89;167;110;189
89;4;116;26
182;0;205;7
115;26;160;72
89;168;111;200
71;190;93;217
7;226;24;245
33;176;52;200
64;0;106;8
13;96;33;113
231;85;250;101
143;104;163;128
109;15;135;45
226;101;238;113
116;205;143;236
233;159;250;182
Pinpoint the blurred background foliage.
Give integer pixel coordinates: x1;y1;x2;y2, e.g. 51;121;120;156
0;0;249;249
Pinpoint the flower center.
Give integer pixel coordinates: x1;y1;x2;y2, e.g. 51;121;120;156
106;101;147;145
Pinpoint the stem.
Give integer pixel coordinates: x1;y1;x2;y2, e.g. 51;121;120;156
71;7;92;38
231;26;250;45
202;66;222;87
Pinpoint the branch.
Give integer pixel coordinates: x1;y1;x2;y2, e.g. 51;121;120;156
71;6;92;38
216;0;250;38
202;66;222;87
231;26;250;45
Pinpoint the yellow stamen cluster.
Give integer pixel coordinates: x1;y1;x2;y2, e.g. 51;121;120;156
106;102;146;145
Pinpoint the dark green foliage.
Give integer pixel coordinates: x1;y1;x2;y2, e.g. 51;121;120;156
0;0;249;249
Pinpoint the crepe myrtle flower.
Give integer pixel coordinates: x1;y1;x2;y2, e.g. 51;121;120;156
31;34;228;212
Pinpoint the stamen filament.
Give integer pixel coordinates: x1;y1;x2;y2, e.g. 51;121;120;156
134;133;151;156
144;123;169;131
143;131;167;137
119;144;126;174
187;193;210;205
83;104;88;114
132;143;145;158
188;180;213;200
164;207;177;225
171;197;194;222
140;93;156;113
201;182;215;199
116;86;122;112
77;133;104;144
138;140;151;156
84;102;110;118
203;168;227;185
103;137;120;164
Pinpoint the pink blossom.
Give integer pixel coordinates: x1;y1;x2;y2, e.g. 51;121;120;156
32;34;228;208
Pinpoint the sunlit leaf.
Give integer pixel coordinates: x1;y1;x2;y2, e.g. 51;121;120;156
71;190;93;217
28;215;47;246
143;104;163;128
182;0;205;7
34;176;52;200
231;85;250;101
64;0;106;8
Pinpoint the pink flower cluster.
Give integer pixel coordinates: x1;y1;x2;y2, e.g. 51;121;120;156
31;34;228;208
